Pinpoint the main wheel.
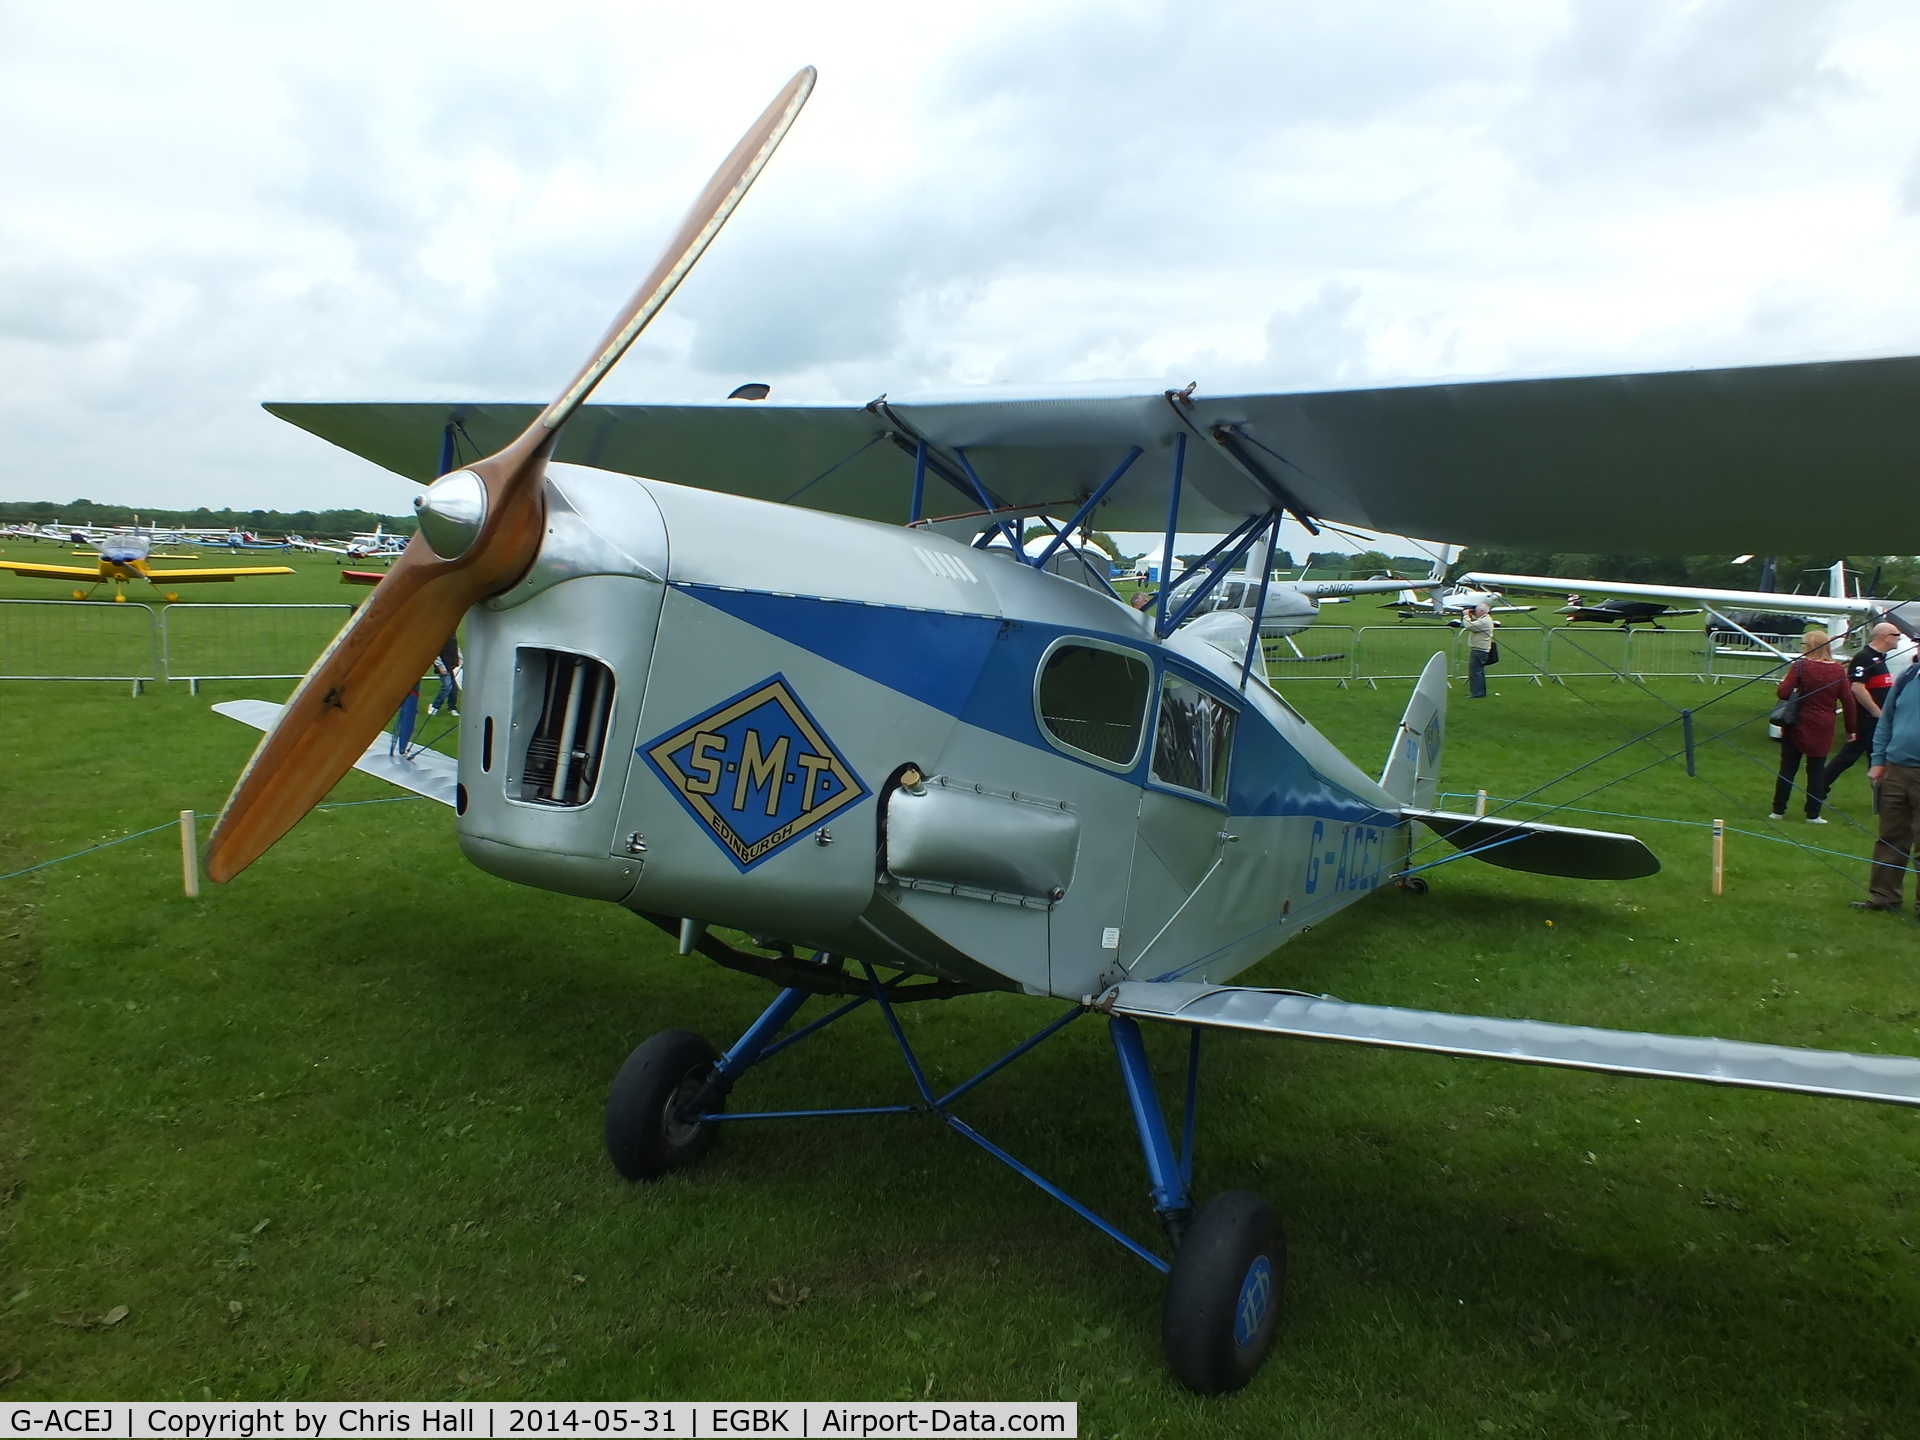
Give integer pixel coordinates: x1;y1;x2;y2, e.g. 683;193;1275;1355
1161;1190;1285;1394
605;1030;723;1181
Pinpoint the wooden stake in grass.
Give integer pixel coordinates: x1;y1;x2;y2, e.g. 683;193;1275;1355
1475;789;1488;817
1711;817;1724;896
180;810;199;899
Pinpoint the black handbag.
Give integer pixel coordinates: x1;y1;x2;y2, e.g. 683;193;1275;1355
1769;663;1801;729
1483;641;1500;666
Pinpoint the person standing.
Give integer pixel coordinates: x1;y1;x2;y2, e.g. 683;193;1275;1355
1463;603;1495;700
1856;657;1920;911
1771;630;1856;822
1824;621;1902;791
429;635;462;715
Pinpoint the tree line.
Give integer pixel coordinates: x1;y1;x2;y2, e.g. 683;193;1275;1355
0;498;417;540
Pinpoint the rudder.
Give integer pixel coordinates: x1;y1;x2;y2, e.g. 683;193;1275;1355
1380;651;1447;809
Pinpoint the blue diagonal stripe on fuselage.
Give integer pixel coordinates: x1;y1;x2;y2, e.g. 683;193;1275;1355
676;583;1392;825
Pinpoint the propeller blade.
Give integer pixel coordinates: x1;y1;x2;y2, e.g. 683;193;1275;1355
205;68;817;884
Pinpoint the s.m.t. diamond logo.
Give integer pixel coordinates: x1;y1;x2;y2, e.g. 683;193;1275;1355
642;676;868;871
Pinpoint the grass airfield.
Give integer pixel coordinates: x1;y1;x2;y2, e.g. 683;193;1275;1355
1;615;1918;1435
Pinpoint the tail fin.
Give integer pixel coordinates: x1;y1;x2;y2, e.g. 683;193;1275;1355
1828;560;1849;600
1380;651;1447;809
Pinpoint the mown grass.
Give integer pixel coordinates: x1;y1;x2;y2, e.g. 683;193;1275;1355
1;658;1916;1436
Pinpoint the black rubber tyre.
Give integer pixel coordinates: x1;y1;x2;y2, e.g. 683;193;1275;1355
1401;874;1430;895
1161;1190;1285;1394
605;1030;722;1181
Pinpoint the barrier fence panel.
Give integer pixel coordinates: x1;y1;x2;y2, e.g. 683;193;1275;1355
1263;625;1354;681
1352;626;1457;681
0;599;157;680
1484;623;1551;679
1542;626;1632;677
161;603;354;681
1623;628;1712;678
1706;633;1792;682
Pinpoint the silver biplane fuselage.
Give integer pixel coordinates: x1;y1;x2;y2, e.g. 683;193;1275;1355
455;464;1414;1000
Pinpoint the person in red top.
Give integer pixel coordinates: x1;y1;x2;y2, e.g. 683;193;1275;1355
1771;629;1857;823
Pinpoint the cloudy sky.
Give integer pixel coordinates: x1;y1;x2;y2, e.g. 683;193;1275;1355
4;0;1918;551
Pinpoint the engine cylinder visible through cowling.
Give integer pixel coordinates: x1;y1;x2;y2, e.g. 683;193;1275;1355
512;648;616;807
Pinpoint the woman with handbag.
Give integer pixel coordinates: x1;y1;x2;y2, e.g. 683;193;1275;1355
1771;630;1857;822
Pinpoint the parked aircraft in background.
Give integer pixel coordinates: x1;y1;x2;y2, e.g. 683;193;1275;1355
0;528;293;599
1175;536;1449;644
1393;577;1535;621
1560;595;1704;628
291;524;407;562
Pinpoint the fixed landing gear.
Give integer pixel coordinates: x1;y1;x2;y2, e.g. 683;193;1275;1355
602;973;1286;1394
1163;1191;1285;1393
1397;873;1430;894
604;1029;723;1179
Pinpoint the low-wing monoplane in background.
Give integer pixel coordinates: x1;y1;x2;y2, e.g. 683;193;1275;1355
200;70;1920;1395
288;525;406;562
1559;594;1704;627
0;527;294;599
1392;576;1535;621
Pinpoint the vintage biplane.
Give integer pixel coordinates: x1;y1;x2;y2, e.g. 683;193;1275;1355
0;526;292;599
206;69;1920;1393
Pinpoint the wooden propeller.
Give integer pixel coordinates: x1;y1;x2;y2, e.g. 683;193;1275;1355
205;67;816;884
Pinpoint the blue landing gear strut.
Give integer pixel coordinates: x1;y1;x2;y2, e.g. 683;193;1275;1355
604;963;1285;1392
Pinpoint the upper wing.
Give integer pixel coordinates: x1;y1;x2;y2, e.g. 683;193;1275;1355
265;353;1920;553
0;561;103;580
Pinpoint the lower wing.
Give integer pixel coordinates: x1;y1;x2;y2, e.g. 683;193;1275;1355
1107;983;1920;1108
212;699;456;807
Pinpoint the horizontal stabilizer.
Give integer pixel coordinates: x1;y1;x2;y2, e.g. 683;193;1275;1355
213;699;457;808
1105;982;1920;1108
1403;807;1658;879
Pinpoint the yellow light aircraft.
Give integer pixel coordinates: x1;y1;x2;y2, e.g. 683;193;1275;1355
0;529;292;601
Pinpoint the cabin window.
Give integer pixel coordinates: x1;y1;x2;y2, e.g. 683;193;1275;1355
1035;640;1151;768
1151;674;1237;801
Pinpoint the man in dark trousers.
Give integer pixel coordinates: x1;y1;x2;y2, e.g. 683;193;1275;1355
1855;656;1920;912
1825;621;1902;792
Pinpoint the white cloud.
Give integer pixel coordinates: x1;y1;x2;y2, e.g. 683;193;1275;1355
2;0;1917;534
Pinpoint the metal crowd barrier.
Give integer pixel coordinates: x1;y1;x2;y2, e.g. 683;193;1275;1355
0;599;158;690
160;603;353;689
0;597;1802;696
1259;622;1792;687
0;599;352;693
